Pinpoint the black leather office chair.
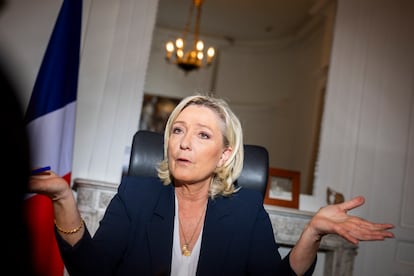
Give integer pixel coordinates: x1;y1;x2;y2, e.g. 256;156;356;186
127;130;269;198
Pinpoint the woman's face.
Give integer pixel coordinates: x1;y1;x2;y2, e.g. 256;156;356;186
168;105;231;185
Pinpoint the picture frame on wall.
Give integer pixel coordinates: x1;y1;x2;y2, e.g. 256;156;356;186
139;93;181;133
264;167;300;209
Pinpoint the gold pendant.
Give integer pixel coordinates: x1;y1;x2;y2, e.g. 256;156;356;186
182;244;191;256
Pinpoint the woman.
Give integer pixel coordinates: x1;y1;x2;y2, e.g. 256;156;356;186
30;94;394;275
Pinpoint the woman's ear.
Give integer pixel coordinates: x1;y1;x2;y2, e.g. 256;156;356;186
217;147;232;167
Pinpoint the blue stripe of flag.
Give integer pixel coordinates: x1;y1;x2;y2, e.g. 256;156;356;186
24;0;82;123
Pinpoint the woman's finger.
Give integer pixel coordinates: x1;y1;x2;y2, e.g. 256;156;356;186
337;196;365;212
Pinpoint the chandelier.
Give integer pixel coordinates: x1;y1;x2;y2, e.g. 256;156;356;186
165;0;215;73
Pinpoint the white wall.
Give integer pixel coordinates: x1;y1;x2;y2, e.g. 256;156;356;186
308;0;414;274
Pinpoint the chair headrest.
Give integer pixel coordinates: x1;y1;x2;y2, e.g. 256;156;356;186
128;130;164;178
128;130;269;198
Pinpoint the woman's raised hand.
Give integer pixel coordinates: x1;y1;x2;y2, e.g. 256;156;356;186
29;170;72;202
309;196;395;244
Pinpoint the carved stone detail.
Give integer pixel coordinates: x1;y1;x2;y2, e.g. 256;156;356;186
74;178;118;235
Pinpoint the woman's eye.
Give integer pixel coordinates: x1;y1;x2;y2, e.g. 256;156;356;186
172;127;182;134
199;132;210;139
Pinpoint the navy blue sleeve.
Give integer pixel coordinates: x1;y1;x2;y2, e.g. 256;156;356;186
56;176;138;275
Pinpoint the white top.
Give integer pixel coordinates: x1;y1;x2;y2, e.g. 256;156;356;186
170;194;203;276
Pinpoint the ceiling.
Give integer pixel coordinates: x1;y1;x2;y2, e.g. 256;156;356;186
155;0;318;42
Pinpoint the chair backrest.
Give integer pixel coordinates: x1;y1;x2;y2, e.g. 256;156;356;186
127;130;269;198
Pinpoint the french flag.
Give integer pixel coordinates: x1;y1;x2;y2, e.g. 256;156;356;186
24;0;82;275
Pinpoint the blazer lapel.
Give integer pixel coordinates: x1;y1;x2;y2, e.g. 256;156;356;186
147;185;175;275
197;198;235;275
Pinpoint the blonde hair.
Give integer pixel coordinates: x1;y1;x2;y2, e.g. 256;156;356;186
157;94;244;198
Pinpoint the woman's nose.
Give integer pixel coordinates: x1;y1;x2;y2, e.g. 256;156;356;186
179;133;191;150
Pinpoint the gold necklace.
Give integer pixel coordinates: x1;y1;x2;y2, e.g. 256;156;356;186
179;205;206;256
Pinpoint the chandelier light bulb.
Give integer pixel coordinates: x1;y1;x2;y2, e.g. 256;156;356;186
196;40;204;51
176;38;184;49
166;41;174;52
165;41;174;60
197;52;203;60
207;47;215;58
207;47;215;64
177;49;184;58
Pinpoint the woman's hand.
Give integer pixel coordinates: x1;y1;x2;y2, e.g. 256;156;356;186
290;196;395;275
29;170;84;245
308;196;395;244
29;170;72;202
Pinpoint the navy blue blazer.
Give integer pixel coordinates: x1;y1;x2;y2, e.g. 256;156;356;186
58;176;314;275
